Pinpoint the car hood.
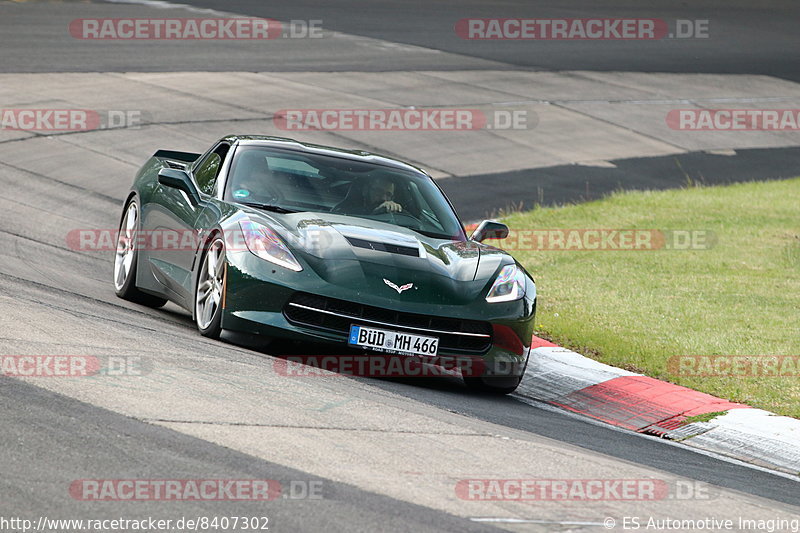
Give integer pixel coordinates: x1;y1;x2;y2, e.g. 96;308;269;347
260;212;512;304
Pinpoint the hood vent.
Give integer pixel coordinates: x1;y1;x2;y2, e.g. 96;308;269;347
345;236;420;257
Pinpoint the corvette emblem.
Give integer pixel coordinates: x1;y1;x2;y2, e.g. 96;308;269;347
383;278;413;294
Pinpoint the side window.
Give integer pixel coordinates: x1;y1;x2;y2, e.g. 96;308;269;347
194;144;230;195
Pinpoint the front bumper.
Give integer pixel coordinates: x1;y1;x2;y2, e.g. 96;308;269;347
221;251;536;378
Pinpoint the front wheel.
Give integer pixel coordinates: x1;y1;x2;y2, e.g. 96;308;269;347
463;375;523;395
113;199;168;308
464;354;529;395
195;236;226;338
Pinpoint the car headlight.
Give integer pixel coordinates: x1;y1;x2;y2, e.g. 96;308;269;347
238;219;303;272
486;264;525;303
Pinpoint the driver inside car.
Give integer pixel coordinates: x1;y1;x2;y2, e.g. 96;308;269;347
363;176;403;214
332;174;409;216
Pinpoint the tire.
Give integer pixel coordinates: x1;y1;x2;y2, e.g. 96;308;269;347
195;236;225;339
113;199;168;308
463;352;529;395
463;375;523;395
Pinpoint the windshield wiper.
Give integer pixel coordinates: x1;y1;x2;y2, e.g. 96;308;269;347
239;201;297;214
415;229;453;240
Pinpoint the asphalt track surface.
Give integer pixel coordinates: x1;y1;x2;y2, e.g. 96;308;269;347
5;0;800;220
440;146;800;219
3;0;799;79
1;377;496;532
176;0;800;81
1;0;799;530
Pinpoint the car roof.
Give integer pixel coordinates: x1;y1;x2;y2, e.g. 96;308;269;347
222;135;428;176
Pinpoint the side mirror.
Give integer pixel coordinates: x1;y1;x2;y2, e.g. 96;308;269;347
157;168;201;205
470;220;509;242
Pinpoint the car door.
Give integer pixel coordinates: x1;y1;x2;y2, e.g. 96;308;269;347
143;141;231;307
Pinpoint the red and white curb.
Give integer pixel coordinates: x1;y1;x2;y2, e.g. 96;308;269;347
516;336;800;476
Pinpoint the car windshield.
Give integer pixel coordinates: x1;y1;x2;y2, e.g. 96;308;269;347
224;145;465;240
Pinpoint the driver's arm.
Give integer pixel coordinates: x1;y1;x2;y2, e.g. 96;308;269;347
372;200;403;213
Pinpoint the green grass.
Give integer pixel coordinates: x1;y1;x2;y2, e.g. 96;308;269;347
497;178;800;418
683;411;728;425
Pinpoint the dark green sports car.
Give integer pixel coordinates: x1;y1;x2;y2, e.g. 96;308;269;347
113;136;536;393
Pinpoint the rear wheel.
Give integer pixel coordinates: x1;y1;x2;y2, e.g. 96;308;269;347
113;199;168;308
195;236;225;338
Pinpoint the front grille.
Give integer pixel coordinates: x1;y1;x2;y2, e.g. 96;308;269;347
284;293;492;353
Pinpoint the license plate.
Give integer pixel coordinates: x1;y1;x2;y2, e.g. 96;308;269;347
348;325;439;356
